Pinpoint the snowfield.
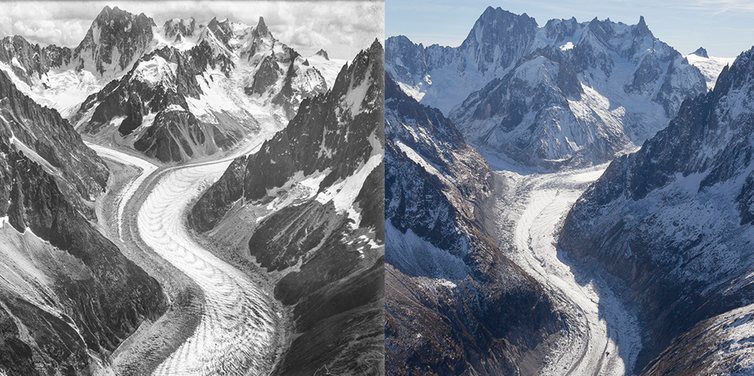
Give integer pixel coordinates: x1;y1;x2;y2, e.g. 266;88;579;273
496;164;642;376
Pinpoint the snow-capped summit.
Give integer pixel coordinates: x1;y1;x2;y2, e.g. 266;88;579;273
387;9;708;169
74;6;155;76
690;46;709;58
315;49;329;60
561;46;754;374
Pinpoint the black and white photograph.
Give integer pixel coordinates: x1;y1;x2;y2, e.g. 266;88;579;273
0;1;384;375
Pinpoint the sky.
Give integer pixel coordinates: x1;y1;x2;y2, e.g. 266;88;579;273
0;1;384;60
387;0;754;58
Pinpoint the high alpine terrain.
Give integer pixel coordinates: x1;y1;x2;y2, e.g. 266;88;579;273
188;40;385;375
0;4;380;376
384;73;562;375
387;7;708;168
561;46;754;374
385;5;742;376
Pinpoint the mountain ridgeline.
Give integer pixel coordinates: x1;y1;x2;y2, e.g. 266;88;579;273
188;40;385;375
384;73;561;375
1;6;334;164
0;67;165;375
561;46;754;374
387;7;708;169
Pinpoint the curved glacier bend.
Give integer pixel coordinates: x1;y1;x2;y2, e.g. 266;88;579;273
90;144;280;376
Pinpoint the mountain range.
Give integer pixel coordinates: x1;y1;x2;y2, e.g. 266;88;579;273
387;7;709;169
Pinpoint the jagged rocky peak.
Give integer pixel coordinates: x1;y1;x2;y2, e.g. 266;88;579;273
460;6;538;72
691;46;709;58
560;46;754;372
0;35;72;83
205;17;233;48
543;16;578;42
315;49;329;60
74;5;156;75
164;17;197;40
253;16;270;39
633;15;653;38
241;16;275;59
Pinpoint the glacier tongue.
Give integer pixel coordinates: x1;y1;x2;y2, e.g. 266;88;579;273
497;164;642;375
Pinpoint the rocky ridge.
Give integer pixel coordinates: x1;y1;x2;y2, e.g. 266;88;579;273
387;7;708;168
560;47;754;373
0;68;165;375
188;40;385;375
384;73;561;375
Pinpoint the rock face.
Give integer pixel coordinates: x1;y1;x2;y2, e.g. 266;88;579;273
0;70;107;218
189;41;384;375
384;73;561;375
73;6;155;76
71;11;330;163
560;47;754;373
387;8;707;168
0;36;71;85
75;44;250;163
0;71;165;375
690;47;709;58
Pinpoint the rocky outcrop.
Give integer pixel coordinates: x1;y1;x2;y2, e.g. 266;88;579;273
315;49;329;60
690;47;709;58
388;8;707;169
385;73;561;375
163;18;197;41
0;73;165;374
189;41;385;375
560;47;754;372
0;70;107;218
73;6;155;76
75;45;248;163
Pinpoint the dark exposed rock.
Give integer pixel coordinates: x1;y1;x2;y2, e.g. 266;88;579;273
0;134;165;375
560;47;754;372
385;73;560;375
73;6;156;75
690;47;709;58
163;17;197;40
0;70;107;218
315;49;329;60
246;55;279;96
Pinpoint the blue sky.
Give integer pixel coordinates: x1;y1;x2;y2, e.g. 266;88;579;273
387;0;754;58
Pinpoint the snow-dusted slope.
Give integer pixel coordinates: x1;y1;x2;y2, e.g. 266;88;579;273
0;72;164;375
188;41;385;375
561;47;754;373
385;73;561;375
72;14;332;163
685;47;735;90
387;8;707;168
